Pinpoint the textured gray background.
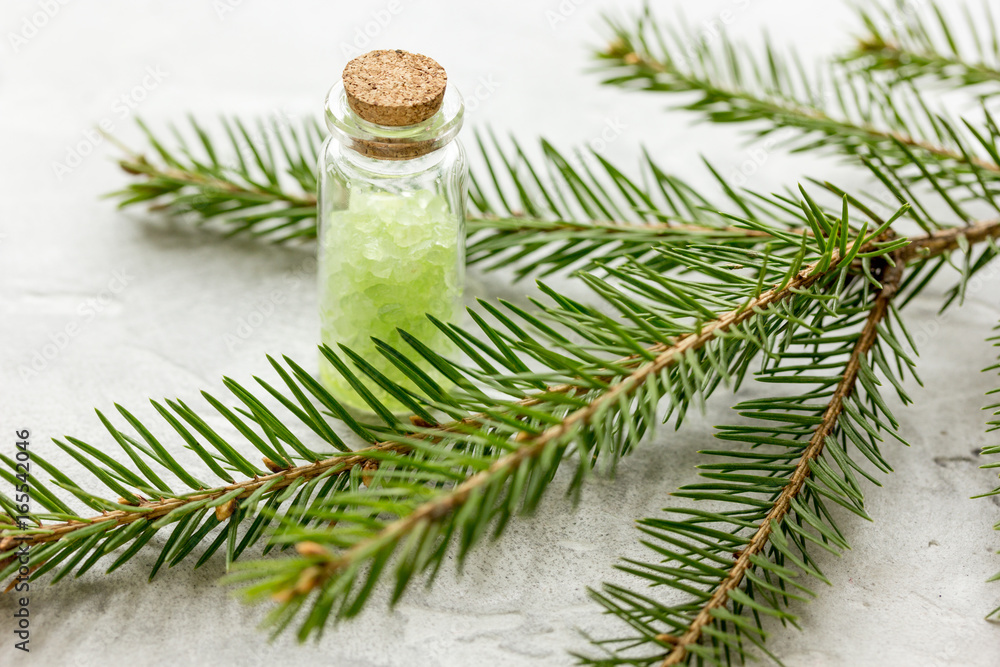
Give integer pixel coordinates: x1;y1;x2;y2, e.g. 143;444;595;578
2;0;1000;665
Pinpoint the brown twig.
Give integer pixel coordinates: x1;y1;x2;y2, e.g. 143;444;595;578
472;213;785;239
901;218;1000;260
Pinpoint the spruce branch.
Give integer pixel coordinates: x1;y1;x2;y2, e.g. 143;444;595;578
580;222;1000;665
0;331;673;560
111;118;822;278
109;117;321;242
223;212;899;637
113;129;318;208
6;176;938;644
226;219;1000;638
845;1;1000;92
244;238;863;624
596;8;1000;196
657;253;903;666
0;439;398;555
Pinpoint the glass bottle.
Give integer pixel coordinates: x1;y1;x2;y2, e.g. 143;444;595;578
318;50;467;412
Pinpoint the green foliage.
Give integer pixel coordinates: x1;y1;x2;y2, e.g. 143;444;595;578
468;134;816;279
6;163;909;640
596;3;1000;206
111;119;810;279
581;256;910;665
110;116;322;243
845;0;1000;91
4;1;1000;664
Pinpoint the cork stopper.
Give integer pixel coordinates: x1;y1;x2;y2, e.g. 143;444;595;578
342;49;447;127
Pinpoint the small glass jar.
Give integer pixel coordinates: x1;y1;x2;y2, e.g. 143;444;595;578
318;50;467;412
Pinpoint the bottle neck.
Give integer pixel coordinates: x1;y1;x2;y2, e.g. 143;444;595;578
337;139;453;175
324;82;464;162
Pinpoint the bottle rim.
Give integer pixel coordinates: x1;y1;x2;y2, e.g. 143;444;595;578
324;82;464;160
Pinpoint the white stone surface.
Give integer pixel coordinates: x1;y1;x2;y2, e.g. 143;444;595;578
1;0;1000;665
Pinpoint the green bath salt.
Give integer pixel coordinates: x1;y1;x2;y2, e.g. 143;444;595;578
318;189;463;411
